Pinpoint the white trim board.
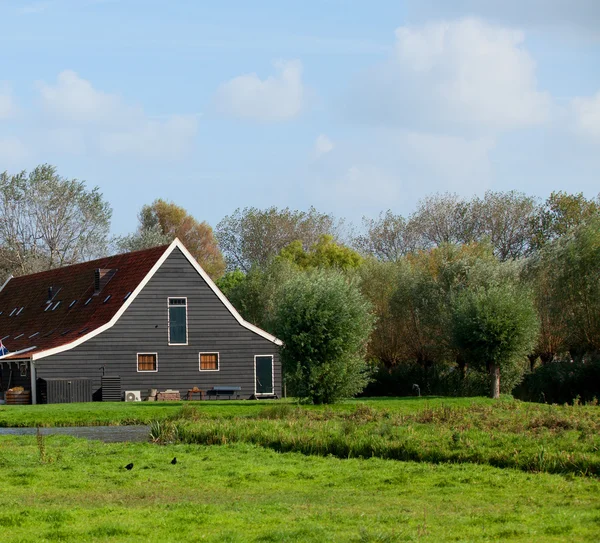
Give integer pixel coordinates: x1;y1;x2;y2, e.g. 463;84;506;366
32;238;282;361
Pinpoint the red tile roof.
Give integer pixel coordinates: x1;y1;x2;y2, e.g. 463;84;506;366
0;244;169;359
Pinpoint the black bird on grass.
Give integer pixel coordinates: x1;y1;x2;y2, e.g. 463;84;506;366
171;457;177;465
125;463;134;470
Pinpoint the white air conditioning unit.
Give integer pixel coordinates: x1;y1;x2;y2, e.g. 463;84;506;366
124;390;141;402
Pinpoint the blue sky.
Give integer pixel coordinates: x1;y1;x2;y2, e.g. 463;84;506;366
1;0;599;236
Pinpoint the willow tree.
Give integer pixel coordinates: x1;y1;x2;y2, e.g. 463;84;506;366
273;270;374;404
452;283;539;399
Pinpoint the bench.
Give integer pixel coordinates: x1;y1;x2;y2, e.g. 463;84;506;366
206;386;241;400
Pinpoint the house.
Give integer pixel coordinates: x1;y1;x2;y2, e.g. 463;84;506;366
0;239;282;404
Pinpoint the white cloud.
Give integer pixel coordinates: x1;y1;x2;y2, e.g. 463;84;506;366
406;1;600;39
99;115;198;158
0;137;28;165
571;91;600;143
37;70;198;159
0;84;17;119
351;18;550;132
214;60;305;121
314;134;334;158
38;70;124;125
309;128;495;217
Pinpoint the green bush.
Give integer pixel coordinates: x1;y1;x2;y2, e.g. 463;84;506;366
273;269;375;404
362;359;528;398
514;356;600;404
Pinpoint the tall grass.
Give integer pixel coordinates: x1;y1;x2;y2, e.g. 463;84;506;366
157;400;600;477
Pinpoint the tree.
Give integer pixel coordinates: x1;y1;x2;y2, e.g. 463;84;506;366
278;235;362;271
529;191;600;252
451;283;539;398
470;191;538;261
119;199;225;279
216;206;340;271
273;270;375;404
114;224;171;253
354;210;416;261
407;193;475;249
217;260;299;331
542;217;600;357
0;164;111;278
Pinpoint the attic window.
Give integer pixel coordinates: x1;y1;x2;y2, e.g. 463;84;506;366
9;308;17;317
29;332;39;338
103;295;111;303
123;292;132;301
69;300;77;309
85;298;92;306
14;333;23;339
52;301;61;311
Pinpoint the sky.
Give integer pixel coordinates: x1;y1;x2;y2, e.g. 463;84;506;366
1;0;599;236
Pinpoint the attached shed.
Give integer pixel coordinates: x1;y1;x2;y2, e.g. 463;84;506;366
0;239;282;403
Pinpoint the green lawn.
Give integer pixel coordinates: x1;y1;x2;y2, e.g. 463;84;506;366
0;436;598;543
0;396;495;427
0;397;598;541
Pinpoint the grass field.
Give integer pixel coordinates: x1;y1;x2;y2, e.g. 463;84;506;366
0;436;598;542
0;397;598;542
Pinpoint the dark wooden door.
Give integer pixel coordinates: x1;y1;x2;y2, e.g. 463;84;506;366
255;356;273;395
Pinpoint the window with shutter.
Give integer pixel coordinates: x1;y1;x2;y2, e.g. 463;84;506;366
200;352;219;371
137;353;157;372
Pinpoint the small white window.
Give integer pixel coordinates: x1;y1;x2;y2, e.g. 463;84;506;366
199;352;219;371
137;353;158;372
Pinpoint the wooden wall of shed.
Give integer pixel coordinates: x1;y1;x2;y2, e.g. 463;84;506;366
34;248;281;400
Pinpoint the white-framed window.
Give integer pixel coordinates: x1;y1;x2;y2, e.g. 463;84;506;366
168;297;188;345
137;352;158;372
199;352;219;371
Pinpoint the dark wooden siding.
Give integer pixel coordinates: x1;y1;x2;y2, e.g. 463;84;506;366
35;248;281;400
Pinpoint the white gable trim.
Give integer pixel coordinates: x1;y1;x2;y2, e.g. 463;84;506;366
0;274;13;293
0;346;37;360
32;239;281;361
172;240;283;346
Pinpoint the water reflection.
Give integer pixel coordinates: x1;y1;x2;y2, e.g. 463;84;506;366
0;425;149;443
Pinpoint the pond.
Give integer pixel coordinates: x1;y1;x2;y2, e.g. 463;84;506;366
0;425;150;443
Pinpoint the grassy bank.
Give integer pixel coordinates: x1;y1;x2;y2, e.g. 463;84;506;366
2;397;598;477
0;396;497;427
0;436;598;542
160;399;600;477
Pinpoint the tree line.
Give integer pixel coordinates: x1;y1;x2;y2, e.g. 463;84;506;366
2;164;599;402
